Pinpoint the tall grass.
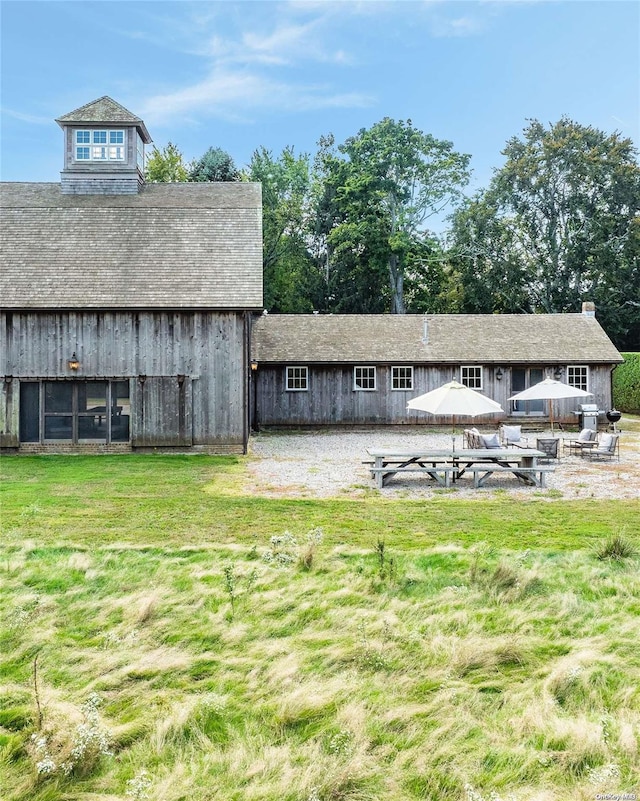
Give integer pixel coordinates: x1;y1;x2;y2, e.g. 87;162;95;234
2;537;639;800
1;455;639;800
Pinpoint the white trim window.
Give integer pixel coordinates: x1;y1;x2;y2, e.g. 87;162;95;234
567;365;588;392
461;366;483;389
75;129;126;161
354;366;376;391
391;366;413;390
286;366;308;391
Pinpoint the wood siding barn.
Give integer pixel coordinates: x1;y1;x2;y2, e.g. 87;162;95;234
1;311;251;451
251;313;623;429
0;97;263;453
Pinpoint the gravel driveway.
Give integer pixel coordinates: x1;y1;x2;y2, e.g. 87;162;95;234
245;425;640;501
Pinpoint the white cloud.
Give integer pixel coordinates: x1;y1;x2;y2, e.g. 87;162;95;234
135;5;372;126
139;68;374;127
198;17;351;67
1;108;52;125
431;14;486;37
128;0;506;126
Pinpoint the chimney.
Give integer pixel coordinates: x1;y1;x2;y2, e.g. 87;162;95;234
581;301;596;318
422;317;429;344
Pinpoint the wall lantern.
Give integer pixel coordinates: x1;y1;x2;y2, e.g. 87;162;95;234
4;375;13;384
553;366;563;380
68;352;80;371
495;367;503;380
250;360;259;372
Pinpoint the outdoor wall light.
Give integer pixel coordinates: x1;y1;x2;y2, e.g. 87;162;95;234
495;367;504;380
553;366;563;380
68;352;80;370
250;360;259;371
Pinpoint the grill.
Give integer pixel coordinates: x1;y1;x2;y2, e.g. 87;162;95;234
573;403;604;431
606;409;622;432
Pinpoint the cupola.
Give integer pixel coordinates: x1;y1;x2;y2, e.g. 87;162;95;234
56;96;152;195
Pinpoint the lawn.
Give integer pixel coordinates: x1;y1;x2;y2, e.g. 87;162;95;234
1;455;639;800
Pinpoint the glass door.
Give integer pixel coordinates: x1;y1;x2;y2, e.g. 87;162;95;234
510;368;544;414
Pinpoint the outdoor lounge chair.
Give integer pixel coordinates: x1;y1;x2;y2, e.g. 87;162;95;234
563;427;597;456
500;424;529;448
536;437;559;462
463;428;484;449
586;433;620;461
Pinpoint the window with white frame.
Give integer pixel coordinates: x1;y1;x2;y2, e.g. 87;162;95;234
75;130;126;161
567;365;588;392
286;366;308;391
460;366;483;389
354;366;376;390
391;366;413;390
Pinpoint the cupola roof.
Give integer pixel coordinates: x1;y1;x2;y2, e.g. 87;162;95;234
56;96;152;143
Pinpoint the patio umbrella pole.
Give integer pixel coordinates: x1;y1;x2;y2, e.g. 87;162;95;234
509;378;593;439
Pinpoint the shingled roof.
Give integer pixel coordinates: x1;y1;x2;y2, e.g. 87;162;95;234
251;314;622;364
55;96;152;143
1;182;263;310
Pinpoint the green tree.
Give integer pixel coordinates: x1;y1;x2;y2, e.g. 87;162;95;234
403;237;462;314
592;214;640;349
314;119;471;313
447;118;640;348
243;146;320;312
145;142;189;182
494;118;640;315
446;194;532;314
190;147;239;182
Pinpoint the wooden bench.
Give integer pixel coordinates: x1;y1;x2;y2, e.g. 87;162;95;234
370;465;459;488
464;465;555;488
370;464;554;489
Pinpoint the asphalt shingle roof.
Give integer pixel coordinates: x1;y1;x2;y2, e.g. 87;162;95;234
251;314;622;364
1;182;263;310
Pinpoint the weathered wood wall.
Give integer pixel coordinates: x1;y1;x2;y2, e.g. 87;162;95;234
254;364;616;427
61;124;143;195
0;311;249;451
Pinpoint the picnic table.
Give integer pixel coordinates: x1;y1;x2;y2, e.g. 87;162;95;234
366;447;553;489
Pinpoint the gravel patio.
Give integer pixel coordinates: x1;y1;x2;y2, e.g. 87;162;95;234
245;424;640;501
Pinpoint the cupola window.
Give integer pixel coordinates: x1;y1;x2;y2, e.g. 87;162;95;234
75;129;126;161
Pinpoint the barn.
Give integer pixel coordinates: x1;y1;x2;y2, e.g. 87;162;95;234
0;97;263;453
250;312;623;429
1;96;625;452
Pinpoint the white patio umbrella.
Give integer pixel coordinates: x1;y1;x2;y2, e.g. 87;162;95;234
408;380;504;450
508;378;593;433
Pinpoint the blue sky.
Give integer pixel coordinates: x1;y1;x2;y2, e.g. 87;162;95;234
1;0;638;208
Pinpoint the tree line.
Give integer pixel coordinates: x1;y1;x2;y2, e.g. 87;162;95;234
145;116;640;350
